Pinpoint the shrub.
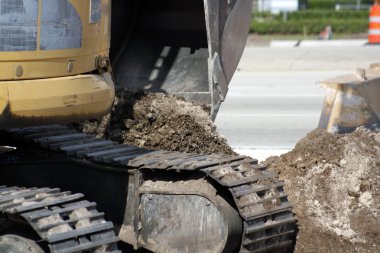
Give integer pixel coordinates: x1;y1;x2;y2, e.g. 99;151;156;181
251;19;368;34
251;9;369;34
254;10;369;21
308;0;372;9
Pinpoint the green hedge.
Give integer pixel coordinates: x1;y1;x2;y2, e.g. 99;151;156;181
254;10;369;20
308;0;338;9
251;19;368;34
308;0;372;9
252;9;369;34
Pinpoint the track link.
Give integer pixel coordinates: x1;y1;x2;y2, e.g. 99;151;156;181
0;186;120;253
8;125;296;253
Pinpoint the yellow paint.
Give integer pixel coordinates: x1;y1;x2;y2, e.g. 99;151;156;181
0;0;111;81
0;0;115;128
0;86;8;116
0;73;114;128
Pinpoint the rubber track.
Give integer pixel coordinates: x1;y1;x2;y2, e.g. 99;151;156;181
0;186;120;253
9;125;296;253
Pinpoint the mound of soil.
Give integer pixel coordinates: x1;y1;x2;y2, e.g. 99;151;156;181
78;89;235;155
265;128;380;253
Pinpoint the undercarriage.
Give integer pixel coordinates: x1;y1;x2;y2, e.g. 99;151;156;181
0;126;296;253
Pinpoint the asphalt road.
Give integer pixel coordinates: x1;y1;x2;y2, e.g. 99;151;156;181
214;45;380;160
215;70;346;160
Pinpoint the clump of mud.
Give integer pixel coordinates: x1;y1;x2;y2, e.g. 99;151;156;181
77;89;235;155
265;128;380;253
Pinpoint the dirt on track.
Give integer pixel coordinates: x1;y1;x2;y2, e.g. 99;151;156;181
265;128;380;253
77;89;235;155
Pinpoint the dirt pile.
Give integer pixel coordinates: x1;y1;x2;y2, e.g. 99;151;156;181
265;128;380;253
78;89;235;155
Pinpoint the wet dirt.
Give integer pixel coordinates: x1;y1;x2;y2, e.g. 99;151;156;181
265;128;380;253
77;89;234;155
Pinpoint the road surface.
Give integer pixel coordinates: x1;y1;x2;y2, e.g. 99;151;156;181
215;45;380;160
238;46;380;72
215;70;346;161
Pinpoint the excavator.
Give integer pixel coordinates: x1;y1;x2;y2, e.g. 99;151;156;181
0;1;296;252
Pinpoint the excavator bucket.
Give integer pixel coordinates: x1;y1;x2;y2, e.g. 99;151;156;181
319;64;380;133
110;0;252;119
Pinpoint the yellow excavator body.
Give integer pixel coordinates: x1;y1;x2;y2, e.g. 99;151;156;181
0;73;114;128
0;0;114;128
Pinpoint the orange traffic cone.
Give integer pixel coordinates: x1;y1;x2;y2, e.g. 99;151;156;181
369;0;380;43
